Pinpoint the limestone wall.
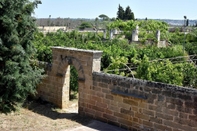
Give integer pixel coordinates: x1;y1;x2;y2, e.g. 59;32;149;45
37;47;197;131
80;72;197;131
37;47;102;108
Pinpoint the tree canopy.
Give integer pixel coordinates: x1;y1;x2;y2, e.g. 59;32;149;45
117;4;125;20
99;14;109;21
78;22;92;30
117;5;135;21
0;0;43;113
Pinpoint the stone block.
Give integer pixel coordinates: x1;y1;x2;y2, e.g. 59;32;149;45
102;88;110;93
156;112;173;120
167;103;176;109
162;90;172;97
152;88;162;94
133;117;139;123
134;112;150;120
185;101;195;109
96;102;108;108
162;107;179;116
120;108;134;116
147;94;157;104
91;95;102;103
163;120;182;129
143;120;153;128
176;105;193;113
105;109;113;115
96;91;104;98
189;115;197;122
154;123;172;131
138;101;148;109
84;108;95;116
166;98;183;106
105;94;114;100
178;112;188;119
103;99;111;105
118;103;132;110
177;93;192;101
150;117;162;124
143;109;155;116
148;104;157;110
103;113;118;121
118;118;133;126
114;112;129;120
113;95;123;102
92;105;105;112
98;82;108;88
123;98;138;106
108;105;120;112
87;98;96;105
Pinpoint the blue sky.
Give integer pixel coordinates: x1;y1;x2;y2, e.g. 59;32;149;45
34;0;197;20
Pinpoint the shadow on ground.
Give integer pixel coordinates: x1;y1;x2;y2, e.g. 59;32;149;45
23;97;92;124
22;97;126;131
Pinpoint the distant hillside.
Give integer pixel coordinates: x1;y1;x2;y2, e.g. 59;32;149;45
158;19;197;26
35;18;197;29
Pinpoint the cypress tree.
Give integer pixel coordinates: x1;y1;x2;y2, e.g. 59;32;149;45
117;4;124;20
0;0;43;113
124;6;133;20
117;5;135;21
131;12;135;20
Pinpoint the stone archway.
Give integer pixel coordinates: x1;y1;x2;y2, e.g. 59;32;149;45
37;47;102;109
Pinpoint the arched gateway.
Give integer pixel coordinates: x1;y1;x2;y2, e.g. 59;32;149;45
37;47;102;109
36;47;197;131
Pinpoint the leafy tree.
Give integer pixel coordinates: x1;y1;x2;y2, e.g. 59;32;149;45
0;0;43;113
95;17;99;22
111;17;116;21
117;4;124;20
78;22;92;30
124;6;134;20
99;14;109;21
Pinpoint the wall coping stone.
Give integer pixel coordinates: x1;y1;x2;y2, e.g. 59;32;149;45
51;46;103;54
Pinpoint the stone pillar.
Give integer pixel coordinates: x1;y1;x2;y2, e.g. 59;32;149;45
132;25;139;42
156;30;160;42
113;29;118;35
103;29;106;39
110;30;113;40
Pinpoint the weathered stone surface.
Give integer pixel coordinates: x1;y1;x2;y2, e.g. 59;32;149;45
38;47;197;131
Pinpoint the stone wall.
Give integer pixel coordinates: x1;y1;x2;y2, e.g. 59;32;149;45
37;47;197;131
37;47;102;108
79;72;197;131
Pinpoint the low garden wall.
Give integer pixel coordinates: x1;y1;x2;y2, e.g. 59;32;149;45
79;72;197;131
37;47;197;131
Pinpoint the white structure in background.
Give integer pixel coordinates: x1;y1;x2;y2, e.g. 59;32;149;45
132;25;139;42
113;29;118;35
156;30;167;48
109;29;119;40
156;30;160;42
110;30;114;40
103;29;106;39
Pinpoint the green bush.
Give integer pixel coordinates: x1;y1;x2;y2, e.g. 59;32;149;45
0;0;43;113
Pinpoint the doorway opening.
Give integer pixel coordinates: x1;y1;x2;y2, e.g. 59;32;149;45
69;65;78;100
65;65;79;113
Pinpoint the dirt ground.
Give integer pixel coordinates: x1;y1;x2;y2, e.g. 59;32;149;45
0;98;93;131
